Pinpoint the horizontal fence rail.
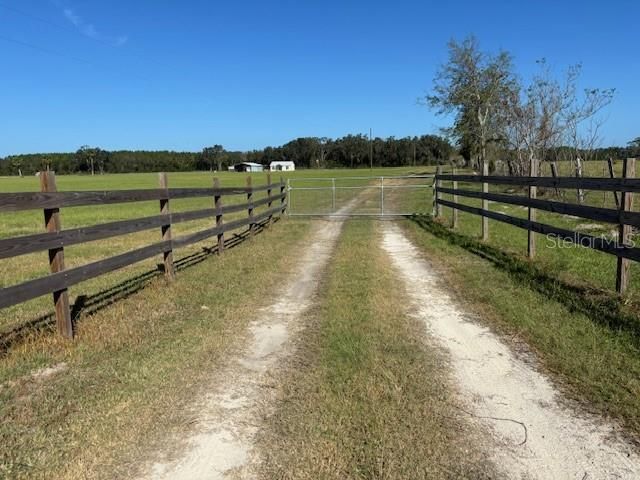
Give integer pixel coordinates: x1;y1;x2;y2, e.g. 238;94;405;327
436;174;640;193
0;185;275;212
434;158;638;295
0;172;287;337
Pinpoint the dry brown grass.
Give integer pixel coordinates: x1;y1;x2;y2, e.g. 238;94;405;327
0;218;311;479
257;219;499;479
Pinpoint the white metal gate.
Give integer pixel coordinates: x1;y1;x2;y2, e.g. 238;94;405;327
287;175;434;217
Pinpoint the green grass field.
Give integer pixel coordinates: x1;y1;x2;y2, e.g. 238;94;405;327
0;167;427;331
1;163;640;478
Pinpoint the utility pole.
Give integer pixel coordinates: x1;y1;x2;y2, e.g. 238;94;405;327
369;128;373;169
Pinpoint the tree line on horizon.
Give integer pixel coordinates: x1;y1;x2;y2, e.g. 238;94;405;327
2;136;637;177
0;134;453;176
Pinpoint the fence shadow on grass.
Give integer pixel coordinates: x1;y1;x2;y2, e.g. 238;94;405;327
0;218;277;354
409;215;640;345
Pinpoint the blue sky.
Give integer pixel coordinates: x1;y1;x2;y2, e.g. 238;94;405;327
1;0;638;156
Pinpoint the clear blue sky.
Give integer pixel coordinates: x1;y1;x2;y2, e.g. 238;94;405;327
1;0;638;156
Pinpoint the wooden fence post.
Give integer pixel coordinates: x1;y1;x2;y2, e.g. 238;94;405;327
528;158;538;258
616;157;636;295
435;166;442;218
280;176;287;214
608;158;620;209
482;160;489;241
247;176;254;236
266;173;273;227
158;173;175;280
576;156;585;204
40;171;73;338
214;177;224;254
550;161;562;199
452;167;458;229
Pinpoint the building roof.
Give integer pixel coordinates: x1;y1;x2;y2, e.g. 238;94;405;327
269;161;295;165
237;162;263;167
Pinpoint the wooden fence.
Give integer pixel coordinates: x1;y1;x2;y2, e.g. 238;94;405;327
434;158;639;295
0;172;287;338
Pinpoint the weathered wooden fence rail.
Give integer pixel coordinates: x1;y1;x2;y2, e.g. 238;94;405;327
435;158;638;295
0;172;287;338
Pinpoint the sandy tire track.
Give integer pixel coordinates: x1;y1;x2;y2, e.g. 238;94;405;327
381;222;640;480
138;219;346;480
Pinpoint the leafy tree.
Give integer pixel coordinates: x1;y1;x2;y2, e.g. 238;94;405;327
75;146;105;175
202;145;225;172
10;157;23;177
425;36;517;169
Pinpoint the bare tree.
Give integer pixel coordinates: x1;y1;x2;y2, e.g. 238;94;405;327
502;60;568;177
503;60;614;199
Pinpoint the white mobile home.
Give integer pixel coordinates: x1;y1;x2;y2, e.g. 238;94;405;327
269;161;295;172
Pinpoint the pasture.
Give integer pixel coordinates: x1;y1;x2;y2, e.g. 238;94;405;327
0;166;427;334
1;162;640;479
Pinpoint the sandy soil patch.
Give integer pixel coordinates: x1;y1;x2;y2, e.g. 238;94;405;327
381;222;640;480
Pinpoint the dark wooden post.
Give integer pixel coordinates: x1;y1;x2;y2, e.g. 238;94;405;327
607;158;620;209
616;158;636;295
247;176;254;236
266;173;273;227
40;171;73;338
528;158;538;259
214;177;224;254
280;176;286;215
435;166;442;218
158;173;175;280
482;160;489;241
452;167;458;229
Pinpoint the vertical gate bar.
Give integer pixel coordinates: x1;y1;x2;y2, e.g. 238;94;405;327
214;177;224;254
40;171;73;339
380;177;384;215
616;157;636;295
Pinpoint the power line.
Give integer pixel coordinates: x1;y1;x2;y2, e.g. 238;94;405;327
1;3;79;35
0;33;95;66
0;34;152;82
0;2;166;71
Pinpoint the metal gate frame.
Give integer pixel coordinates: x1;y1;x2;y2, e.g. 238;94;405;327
287;174;435;217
